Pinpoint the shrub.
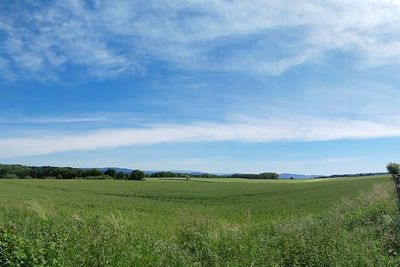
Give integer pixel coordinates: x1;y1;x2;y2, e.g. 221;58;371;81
129;170;144;180
0;223;55;266
3;174;19;179
387;162;400;175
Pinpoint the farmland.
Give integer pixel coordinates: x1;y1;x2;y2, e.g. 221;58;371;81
0;175;399;266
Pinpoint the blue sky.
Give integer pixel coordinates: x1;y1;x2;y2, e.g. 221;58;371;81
1;0;400;174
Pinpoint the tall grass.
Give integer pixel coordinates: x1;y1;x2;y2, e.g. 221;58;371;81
0;177;399;266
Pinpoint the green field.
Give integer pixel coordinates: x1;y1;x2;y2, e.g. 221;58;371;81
1;176;399;266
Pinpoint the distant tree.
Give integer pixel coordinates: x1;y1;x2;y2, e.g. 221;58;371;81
259;172;279;179
388;163;400;204
4;173;19;179
116;171;127;180
151;171;176;178
104;168;117;178
84;168;102;177
387;163;400;175
231;172;279;179
0;168;6;178
129;170;144;180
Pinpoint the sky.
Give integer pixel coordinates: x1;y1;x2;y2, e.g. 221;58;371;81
1;0;400;175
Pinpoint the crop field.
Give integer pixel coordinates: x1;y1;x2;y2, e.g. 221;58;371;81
0;175;399;266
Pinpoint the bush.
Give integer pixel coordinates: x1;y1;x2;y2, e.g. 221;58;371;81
0;223;57;266
387;162;400;175
3;174;19;179
129;170;144;180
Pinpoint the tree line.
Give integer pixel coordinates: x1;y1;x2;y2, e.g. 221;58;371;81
0;164;144;180
0;164;279;180
149;171;278;179
230;172;279;179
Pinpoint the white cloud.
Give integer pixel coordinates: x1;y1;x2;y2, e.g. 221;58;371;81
1;0;400;80
2;116;400;158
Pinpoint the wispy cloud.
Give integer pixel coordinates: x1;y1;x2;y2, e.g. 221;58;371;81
2;116;400;158
0;112;165;130
1;0;400;80
0;111;151;125
0;115;107;125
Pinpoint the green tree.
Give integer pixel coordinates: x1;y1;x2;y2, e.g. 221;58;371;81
116;171;126;180
84;168;102;177
259;172;279;179
129;170;144;180
0;168;6;178
104;168;117;178
387;162;400;175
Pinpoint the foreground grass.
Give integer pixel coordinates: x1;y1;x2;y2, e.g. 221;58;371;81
0;176;399;266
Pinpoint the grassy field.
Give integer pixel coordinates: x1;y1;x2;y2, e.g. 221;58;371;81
0;175;399;266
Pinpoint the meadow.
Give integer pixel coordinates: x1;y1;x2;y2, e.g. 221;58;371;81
0;175;399;266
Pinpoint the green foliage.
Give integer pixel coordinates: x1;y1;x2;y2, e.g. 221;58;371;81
104;168;117;178
151;171;177;177
0;164;140;181
0;163;282;180
129;169;144;180
230;172;279;179
116;171;127;180
387;162;400;175
3;173;19;179
0;223;59;266
259;172;279;179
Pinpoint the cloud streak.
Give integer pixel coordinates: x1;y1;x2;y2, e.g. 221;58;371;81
2;117;400;158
